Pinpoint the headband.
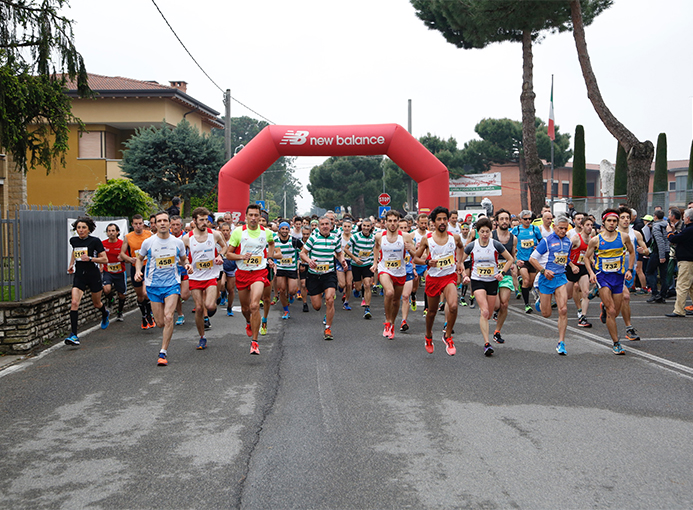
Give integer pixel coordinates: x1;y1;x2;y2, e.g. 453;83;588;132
602;212;619;221
279;222;291;229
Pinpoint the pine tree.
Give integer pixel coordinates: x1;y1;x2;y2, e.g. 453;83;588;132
572;126;586;199
614;142;628;196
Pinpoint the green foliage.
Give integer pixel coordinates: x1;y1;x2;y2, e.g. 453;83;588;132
614;142;628;196
572;125;587;198
0;0;91;172
86;179;157;220
121;119;225;217
308;156;398;218
213;116;302;216
653;133;668;193
460;117;572;173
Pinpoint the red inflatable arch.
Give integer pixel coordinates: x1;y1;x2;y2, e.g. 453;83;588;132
218;124;449;221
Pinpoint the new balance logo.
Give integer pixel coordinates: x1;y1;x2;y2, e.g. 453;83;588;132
280;130;309;145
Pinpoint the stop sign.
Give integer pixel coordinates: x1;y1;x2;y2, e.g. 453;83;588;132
378;193;391;206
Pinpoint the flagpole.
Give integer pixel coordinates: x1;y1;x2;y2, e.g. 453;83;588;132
549;74;555;203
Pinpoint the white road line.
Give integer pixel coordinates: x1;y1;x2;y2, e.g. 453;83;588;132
509;308;693;379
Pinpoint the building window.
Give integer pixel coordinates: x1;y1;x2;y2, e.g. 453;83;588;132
562;183;570;197
586;182;595;197
79;131;116;159
676;175;687;201
459;196;482;208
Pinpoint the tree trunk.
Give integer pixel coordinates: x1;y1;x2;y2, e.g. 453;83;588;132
570;0;654;215
520;30;546;216
518;155;529;211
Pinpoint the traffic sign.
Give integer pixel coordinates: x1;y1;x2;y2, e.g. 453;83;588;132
378;206;391;218
255;200;266;210
378;193;391;206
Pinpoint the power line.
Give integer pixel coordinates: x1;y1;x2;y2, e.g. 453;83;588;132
150;0;275;125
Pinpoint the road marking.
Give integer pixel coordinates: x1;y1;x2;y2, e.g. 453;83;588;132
509;308;693;380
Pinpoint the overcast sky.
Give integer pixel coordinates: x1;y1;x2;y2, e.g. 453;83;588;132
66;0;693;213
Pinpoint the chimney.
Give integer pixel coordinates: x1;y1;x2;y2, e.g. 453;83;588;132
169;81;188;93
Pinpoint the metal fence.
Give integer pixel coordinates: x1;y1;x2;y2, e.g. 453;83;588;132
556;190;693;220
0;206;126;302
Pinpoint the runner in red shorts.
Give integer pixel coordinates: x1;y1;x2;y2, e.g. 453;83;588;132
414;206;465;356
227;204;278;355
183;207;227;350
372;210;416;340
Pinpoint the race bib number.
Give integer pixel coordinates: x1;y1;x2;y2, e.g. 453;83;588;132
385;259;402;269
521;239;535;249
477;266;494;277
404;253;411;263
280;256;293;266
156;255;175;269
315;263;330;273
577;253;585;264
195;259;214;270
436;254;454;268
246;255;262;267
73;248;87;259
602;257;621;273
554;252;568;266
359;249;372;258
107;262;122;273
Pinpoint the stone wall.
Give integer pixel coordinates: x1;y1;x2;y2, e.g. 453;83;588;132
0;284;138;354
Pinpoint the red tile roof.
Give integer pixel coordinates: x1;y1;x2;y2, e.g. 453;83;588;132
62;73;173;91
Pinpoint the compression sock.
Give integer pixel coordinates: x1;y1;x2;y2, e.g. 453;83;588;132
522;287;531;306
70;310;79;336
118;297;126;315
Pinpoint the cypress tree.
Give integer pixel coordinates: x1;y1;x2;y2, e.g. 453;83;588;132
572;125;587;198
614;141;628;196
687;139;693;197
653;133;668;193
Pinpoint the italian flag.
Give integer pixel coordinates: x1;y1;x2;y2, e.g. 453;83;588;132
548;76;555;141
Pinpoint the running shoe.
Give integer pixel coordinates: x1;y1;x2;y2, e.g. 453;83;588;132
577;316;592;328
259;300;263;309
534;299;542;313
484;342;494;357
410;298;417;312
364;308;372;320
423;308;428;316
493;331;504;344
599;302;606;324
341;293;346;304
576;309;582;320
588;287;598;300
157;352;167;366
289;295;295;304
245;323;252;337
387;323;395;339
100;309;110;329
625;327;640;341
515;290;522;299
469;298;476;309
175;315;185;325
361;299;367;307
197;337;207;350
250;341;260;355
438;302;445;312
612;341;625;355
685;304;693;312
442;321;447;332
443;335;456;356
492;311;498;321
281;311;290;320
116;312;124;322
64;334;80;346
400;320;409;332
383;322;391;338
227;308;234;317
147;315;155;328
204;317;211;329
260;320;268;336
556;341;567;355
424;336;434;354
353;289;360;299
303;302;309;313
524;304;532;314
219;295;228;306
322;315;326;325
141;317;149;330
324;327;334;341
343;302;352;311
460;298;468;307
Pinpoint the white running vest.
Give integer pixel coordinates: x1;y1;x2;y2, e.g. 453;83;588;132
426;232;457;277
189;232;217;281
469;240;500;282
377;232;406;277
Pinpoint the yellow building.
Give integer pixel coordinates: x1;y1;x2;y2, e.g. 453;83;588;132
22;74;224;208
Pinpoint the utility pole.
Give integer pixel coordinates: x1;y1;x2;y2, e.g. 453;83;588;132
407;99;413;213
224;89;231;160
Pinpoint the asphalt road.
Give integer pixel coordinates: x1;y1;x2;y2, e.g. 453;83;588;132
1;290;692;509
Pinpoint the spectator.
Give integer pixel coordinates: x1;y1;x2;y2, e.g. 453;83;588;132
666;207;683;297
167;197;181;217
646;210;670;303
665;208;693;317
566;201;577;219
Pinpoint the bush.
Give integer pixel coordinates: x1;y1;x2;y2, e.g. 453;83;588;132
86;179;158;220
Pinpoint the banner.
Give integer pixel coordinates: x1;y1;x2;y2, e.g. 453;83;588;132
449;173;502;197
